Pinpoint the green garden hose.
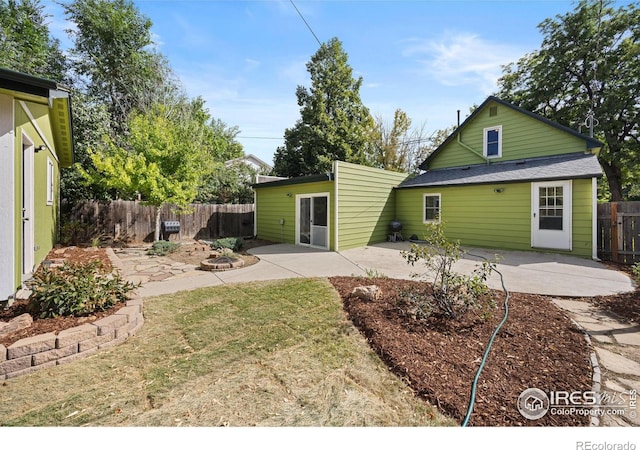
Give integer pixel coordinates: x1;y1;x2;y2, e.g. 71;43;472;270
461;253;511;427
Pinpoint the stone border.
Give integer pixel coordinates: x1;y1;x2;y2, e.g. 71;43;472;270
569;317;602;427
0;247;144;380
0;295;143;380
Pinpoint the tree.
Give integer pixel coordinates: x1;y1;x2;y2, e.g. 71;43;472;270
497;0;640;201
82;106;213;241
0;0;68;81
369;109;432;175
273;37;375;177
64;0;181;130
196;161;263;205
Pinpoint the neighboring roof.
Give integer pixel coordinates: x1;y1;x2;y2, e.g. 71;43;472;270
252;172;333;188
0;68;74;167
399;152;602;189
226;153;272;170
419;96;604;171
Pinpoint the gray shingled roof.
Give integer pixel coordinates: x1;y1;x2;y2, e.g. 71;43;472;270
399;152;602;189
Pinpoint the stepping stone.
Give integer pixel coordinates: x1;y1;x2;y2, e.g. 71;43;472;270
611;326;640;346
595;347;640;376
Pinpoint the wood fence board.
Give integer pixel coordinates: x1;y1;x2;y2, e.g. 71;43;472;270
66;200;255;243
598;201;640;264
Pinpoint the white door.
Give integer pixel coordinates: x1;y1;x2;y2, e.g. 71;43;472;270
532;180;572;251
296;194;329;250
22;134;35;279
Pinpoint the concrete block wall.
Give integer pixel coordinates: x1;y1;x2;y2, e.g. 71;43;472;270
0;296;143;380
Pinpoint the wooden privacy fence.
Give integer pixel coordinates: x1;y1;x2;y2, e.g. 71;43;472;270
597;201;640;264
66;200;255;243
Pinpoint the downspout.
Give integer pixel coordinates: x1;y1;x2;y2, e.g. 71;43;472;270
456;131;490;164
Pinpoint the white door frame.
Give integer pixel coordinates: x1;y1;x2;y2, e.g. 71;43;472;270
21;132;35;280
0;94;15;298
295;192;330;250
531;180;572;251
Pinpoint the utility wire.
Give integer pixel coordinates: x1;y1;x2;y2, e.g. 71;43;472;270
290;0;322;46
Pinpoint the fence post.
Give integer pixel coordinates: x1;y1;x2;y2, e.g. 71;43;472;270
610;202;618;263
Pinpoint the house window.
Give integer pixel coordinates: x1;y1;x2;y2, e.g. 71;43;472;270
424;194;441;223
483;126;502;158
46;157;54;205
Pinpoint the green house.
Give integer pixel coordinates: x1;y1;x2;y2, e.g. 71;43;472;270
0;68;74;300
254;96;603;258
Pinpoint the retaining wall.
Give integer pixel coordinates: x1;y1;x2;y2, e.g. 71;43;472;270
0;296;143;380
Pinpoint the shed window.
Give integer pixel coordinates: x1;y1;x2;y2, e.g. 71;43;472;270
424;194;441;223
483;126;502;158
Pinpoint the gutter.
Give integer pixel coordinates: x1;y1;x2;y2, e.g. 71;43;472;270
457;132;490;164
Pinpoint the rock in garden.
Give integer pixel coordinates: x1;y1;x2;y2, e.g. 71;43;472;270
0;313;33;338
351;285;381;302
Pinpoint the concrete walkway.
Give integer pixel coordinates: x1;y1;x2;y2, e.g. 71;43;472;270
108;242;638;426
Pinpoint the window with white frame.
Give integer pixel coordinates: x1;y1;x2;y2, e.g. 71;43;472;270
423;194;441;223
483;125;502;158
46;157;54;205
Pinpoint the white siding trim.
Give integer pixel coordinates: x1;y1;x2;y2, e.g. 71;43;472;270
334;161;339;251
592;177;598;260
0;94;16;298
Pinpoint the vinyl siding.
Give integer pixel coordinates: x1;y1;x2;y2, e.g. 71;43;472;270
395;178;593;257
335;161;408;250
429;100;593;170
254;180;334;249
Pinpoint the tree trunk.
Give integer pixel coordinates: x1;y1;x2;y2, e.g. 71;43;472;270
154;205;162;241
599;159;624;202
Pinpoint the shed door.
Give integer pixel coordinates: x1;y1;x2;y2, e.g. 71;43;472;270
22;134;35;280
297;194;329;250
532;181;572;251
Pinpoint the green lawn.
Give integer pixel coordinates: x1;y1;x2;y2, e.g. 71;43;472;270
0;278;454;426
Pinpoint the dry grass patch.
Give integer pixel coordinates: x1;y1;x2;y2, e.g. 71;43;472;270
0;278;454;426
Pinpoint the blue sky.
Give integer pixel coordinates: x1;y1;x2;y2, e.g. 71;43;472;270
43;0;617;166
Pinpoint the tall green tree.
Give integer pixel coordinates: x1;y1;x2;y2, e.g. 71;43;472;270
82;105;213;241
64;0;180;130
497;0;640;201
273;37;375;177
0;0;68;81
369;109;431;175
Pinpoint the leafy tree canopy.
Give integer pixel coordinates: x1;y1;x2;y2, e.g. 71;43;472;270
497;0;640;201
273;37;375;177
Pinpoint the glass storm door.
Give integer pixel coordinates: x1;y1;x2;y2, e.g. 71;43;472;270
297;194;329;249
532;181;572;251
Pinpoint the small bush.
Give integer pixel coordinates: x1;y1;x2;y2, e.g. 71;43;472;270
147;240;181;256
211;237;244;252
28;261;138;318
633;262;640;284
401;222;497;320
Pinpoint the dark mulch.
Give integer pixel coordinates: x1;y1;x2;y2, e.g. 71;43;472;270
329;276;593;427
0;246;122;347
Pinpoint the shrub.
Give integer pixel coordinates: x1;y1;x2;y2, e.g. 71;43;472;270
211;237;244;252
147;240;181;256
400;222;497;320
28;261;138;318
633;262;640;284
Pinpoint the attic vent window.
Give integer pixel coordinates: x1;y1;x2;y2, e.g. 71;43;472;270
489;106;498;117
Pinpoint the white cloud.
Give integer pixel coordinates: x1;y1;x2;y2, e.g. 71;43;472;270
279;59;309;86
402;32;523;95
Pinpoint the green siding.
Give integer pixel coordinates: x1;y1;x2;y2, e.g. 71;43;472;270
429;100;593;169
396;178;594;258
254;180;334;249
335;161;408;250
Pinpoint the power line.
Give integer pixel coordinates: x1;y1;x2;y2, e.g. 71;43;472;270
290;0;322;46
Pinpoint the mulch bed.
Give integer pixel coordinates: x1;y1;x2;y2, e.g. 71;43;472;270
329;276;593;427
0;246;121;347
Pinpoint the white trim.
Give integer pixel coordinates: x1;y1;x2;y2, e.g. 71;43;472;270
18;100;58;163
592;177;598;260
334;161;339;251
21;131;35;280
47;157;54;205
531;180;572;251
483;125;502;159
295;192;330;250
423;193;441;223
0;94;16;299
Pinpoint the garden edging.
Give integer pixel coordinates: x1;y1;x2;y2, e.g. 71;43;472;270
0;247;144;380
0;295;143;380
